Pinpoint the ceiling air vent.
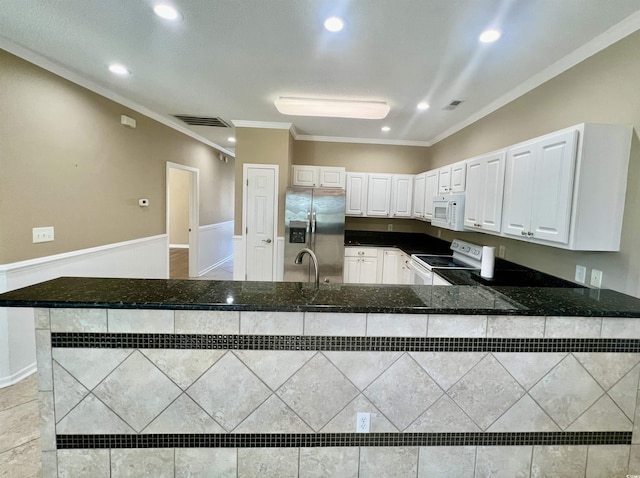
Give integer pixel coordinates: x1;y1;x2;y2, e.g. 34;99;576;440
172;115;231;127
443;100;464;111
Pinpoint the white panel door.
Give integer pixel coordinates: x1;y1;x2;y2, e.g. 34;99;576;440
366;174;392;216
502;142;535;238
345;173;368;216
390;174;413;217
464;159;483;229
412;173;426;218
424;170;439;221
480;152;506;233
530;130;577;244
245;166;276;281
438;167;451;193
450;161;467;192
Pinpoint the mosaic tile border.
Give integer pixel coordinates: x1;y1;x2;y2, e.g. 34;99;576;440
57;432;631;449
52;333;640;353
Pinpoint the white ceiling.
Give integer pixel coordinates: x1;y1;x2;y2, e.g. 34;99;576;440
2;1;640;155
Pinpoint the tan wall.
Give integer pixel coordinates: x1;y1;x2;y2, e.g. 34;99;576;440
427;30;640;297
233;127;292;236
168;169;190;245
293;141;429;173
0;50;234;264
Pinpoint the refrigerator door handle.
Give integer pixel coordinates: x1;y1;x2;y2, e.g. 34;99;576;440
306;211;311;233
311;210;316;234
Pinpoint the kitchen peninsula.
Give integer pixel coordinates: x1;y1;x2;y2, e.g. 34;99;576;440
2;277;640;477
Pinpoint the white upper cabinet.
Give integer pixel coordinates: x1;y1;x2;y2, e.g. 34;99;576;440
390;174;414;217
412;172;426;219
319;167;346;188
464;151;506;233
424;169;439;221
292;165;318;187
292;166;345;188
345;172;368;216
502;131;577;244
438;161;466;194
366;174;393;216
501;123;632;251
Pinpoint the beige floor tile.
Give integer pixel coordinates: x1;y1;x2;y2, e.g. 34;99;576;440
0;374;37;412
0;400;40;454
0;438;42;478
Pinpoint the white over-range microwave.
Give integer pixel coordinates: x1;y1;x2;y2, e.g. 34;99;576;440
431;194;466;231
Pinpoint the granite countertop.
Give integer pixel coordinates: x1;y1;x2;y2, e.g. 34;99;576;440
1;276;640;317
344;230;452;255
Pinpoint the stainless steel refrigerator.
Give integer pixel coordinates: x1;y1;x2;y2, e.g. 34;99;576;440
284;187;346;284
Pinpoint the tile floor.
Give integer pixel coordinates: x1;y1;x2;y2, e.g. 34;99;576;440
0;373;41;477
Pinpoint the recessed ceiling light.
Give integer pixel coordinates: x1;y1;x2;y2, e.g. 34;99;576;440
274;97;390;119
381;126;391;132
153;3;181;20
108;64;131;76
417;102;430;111
227;137;236;143
324;16;344;32
479;29;501;43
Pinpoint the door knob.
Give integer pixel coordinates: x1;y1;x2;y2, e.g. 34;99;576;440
262;239;272;244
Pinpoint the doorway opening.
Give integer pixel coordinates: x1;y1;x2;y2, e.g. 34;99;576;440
167;162;199;278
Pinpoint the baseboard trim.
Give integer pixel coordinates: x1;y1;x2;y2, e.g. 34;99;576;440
0;362;36;389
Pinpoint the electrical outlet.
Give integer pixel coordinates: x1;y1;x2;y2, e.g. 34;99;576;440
437;229;442;238
575;265;587;284
32;226;54;243
387;223;393;231
498;245;506;258
356;412;370;433
590;269;603;288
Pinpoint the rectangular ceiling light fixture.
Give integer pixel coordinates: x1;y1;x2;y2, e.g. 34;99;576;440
274;97;390;119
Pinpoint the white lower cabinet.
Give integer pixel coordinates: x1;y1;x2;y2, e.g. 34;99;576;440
345;247;411;284
343;247;380;284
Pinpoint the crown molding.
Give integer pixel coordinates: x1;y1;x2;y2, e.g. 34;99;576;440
429;10;640;146
0;36;236;157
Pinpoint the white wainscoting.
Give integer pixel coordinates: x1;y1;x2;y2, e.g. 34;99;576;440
198;221;234;276
0;234;169;388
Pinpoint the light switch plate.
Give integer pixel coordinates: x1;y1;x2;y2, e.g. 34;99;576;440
33;226;54;243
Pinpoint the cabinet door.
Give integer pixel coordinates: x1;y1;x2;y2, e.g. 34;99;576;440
412;173;426;218
502;142;535;238
424;170;439;221
390;175;414;217
343;257;360;283
438;167;451;193
450;161;467;192
530;130;577;244
319;167;346;188
400;252;411;284
480;152;506;233
464;159;483;229
345;173;368;216
359;257;379;284
292;165;318;187
366;174;392;216
381;249;400;284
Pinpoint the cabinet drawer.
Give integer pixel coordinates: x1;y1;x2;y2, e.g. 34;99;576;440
344;247;378;257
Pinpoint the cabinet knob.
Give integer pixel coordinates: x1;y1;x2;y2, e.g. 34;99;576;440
521;231;527;236
527;232;534;236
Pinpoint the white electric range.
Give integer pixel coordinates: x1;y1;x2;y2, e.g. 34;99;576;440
408;239;483;285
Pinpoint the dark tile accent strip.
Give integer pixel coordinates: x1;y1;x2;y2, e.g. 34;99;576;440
51;333;640;353
57;432;631;449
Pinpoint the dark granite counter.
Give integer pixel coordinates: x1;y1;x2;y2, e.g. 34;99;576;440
1;276;640;317
344;230;451;255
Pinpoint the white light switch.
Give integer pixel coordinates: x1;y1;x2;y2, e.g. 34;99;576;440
33;226;54;243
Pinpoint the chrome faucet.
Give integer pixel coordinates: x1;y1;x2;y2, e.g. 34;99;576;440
294;248;320;288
